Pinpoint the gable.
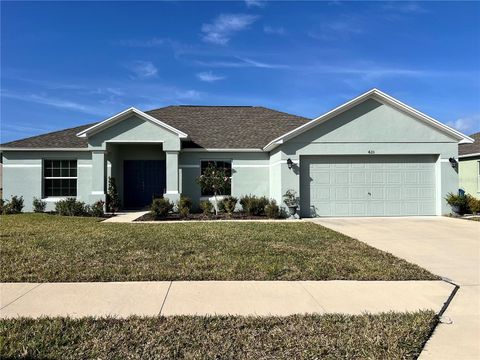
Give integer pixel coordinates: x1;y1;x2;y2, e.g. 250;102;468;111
88;115;181;150
288;99;456;145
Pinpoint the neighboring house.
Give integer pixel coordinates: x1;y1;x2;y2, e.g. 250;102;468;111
0;89;473;216
459;132;480;198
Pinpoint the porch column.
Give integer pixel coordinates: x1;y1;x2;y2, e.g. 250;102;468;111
90;150;106;204
164;150;180;203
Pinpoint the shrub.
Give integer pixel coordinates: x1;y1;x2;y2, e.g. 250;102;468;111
1;196;24;214
106;177;121;214
239;195;269;216
0;199;4;214
55;198;87;216
283;189;298;207
265;199;281;219
32;197;47;213
89;200;105;217
219;196;238;215
466;195;480;214
196;163;230;215
177;196;192;218
445;192;468;214
199;200;213;216
151;198;173;218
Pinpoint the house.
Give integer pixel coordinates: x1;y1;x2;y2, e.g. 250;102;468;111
459;132;480;198
0;89;473;216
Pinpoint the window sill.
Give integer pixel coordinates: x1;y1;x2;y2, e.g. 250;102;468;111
42;197;76;202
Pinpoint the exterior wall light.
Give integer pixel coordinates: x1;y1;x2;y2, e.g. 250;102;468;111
287;158;293;169
449;157;458;170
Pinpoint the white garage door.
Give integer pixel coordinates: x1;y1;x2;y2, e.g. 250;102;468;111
300;155;437;217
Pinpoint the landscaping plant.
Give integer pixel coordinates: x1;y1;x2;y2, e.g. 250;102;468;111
151;198;174;218
196;163;230;215
219;196;238;215
89;200;105;217
199;200;213;216
177;196;192;218
445;192;469;214
265;199;281;219
32;197;47;213
239;195;269;216
466;195;480;215
106;177;121;214
55;198;87;216
1;196;24;214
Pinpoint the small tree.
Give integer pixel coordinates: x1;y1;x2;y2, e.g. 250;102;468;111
107;177;121;214
196;163;230;215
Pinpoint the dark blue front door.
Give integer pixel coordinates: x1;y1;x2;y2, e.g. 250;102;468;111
123;160;166;208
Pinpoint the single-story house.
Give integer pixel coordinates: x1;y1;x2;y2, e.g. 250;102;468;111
459;132;480;198
0;89;474;216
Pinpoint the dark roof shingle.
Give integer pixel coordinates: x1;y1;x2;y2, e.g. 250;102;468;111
459;132;480;156
1;106;309;149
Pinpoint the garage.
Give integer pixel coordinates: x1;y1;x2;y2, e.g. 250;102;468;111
300;155;437;217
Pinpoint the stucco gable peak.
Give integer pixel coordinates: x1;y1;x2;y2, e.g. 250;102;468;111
76;107;188;139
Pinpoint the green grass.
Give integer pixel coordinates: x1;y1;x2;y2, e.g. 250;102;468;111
0;213;438;282
0;312;437;359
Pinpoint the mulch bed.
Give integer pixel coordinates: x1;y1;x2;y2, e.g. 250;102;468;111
135;212;282;221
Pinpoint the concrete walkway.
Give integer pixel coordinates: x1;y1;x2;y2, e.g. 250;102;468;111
102;211;148;223
310;216;480;360
0;280;453;318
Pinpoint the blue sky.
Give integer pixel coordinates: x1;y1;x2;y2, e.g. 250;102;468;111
1;1;479;143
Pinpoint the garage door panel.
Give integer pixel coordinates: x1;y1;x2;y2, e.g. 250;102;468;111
301;155;436;217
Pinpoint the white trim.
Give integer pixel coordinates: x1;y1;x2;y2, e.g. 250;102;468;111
42;197;73;202
440;158;451;163
181;148;264;152
233;164;270;168
91;191;105;195
263;88;474;151
44;176;77;180
0;148;90;152
179;164;200;168
78;164;92;168
3;164;41;168
165;191;179;194
435;155;442;216
76;107;188;139
105;140;165;144
459;153;480;159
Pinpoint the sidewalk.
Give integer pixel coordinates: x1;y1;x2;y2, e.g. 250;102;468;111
0;280;453;318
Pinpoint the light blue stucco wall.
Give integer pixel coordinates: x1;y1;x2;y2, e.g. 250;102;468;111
179;151;269;207
2;151;92;212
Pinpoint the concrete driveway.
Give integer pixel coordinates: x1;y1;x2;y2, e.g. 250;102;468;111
310;216;480;360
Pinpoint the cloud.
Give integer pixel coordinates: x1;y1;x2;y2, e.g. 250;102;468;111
381;1;428;14
126;61;158;78
245;0;266;8
264;25;286;35
201;14;259;45
114;38;166;47
174;89;201;100
447;114;480;134
196;71;225;82
194;56;288;69
308;19;363;41
1;90;103;115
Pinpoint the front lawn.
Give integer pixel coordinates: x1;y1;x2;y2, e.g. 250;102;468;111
0;312;437;359
0;214;438;282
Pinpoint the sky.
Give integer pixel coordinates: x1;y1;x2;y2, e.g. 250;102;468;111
1;1;479;143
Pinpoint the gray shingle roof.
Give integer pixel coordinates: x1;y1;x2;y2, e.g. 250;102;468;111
459;132;480;156
1;106;309;150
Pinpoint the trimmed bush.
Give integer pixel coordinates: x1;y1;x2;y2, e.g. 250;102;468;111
178;196;192;218
151;198;173;218
199;200;213;216
219;196;238;215
265;199;281;219
89;200;105;217
240;195;269;216
106;177;121;214
55;198;87;216
32;197;47;213
466;195;480;214
1;196;24;215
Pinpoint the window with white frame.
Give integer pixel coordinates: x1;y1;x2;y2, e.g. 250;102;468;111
43;160;77;197
200;160;232;196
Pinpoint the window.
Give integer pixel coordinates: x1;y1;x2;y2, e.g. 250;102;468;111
200;160;232;196
43;160;77;197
